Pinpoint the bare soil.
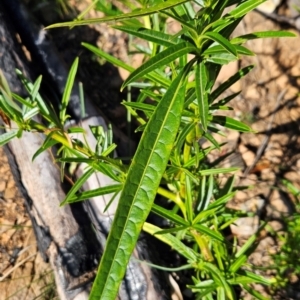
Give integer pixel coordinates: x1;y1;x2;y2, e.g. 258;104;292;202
0;147;57;299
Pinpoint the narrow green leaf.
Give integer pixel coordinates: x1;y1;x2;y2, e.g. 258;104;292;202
195;62;208;131
140;89;162;102
228;276;258;285
66;184;123;204
204;174;214;209
199;167;238;176
203;45;254;65
103;190;122;213
0;91;22;121
203;32;237;57
234;270;272;285
182;1;196;19
101;144;117;157
218;176;235;198
190;279;216;288
59;157;95;163
234;229;259;259
161;10;198;34
23;107;40;120
31;75;43;102
231;30;296;44
32;132;58;161
60;57;78;123
228;0;266;19
197;175;207;212
60;167;94;206
170;2;192;21
194;192;236;224
185;175;194;223
210;91;241;109
219;18;243;43
217;287;226;300
67;127;86;134
82;42;170;88
0;130;19;146
155;225;189;235
46;0;191;28
90;62;192;299
230;223;265;274
133;43;154;55
183;145;217;168
0;70;12;98
83;42;133;72
151;203;189;226
135;124;147;132
229;254;248;274
184;88;196;108
234;45;255;56
209;13;235;33
206;53;237;65
122;101;155;113
211;65;254;101
192;224;224;242
219;216;240;230
203;132;220;149
143;222;199;262
0;88;22;113
175;121;195;153
212;116;253;132
12;93;35;108
113;26;179;47
282;179;300;197
15;70;50;117
204;45;254;58
203;262;235;300
242;285;270;300
92;162;121;182
122;42;196;90
20;75;42;117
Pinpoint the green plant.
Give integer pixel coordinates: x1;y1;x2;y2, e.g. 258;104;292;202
0;0;295;299
268;180;300;297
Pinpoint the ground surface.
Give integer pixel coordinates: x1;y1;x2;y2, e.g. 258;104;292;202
1;1;300;299
0;147;57;299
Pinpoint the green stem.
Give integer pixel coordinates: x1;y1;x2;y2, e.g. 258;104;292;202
157;186;186;218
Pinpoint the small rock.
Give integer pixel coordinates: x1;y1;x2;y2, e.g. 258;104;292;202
230;197;266;236
268;220;284;232
241;197;266;214
244;84;261;100
239;144;255;167
267;189;293;218
271;134;290;148
6;178;16;189
4;187;16;199
264;148;283;164
238;173;259;187
240;133;262;149
231;216;260;236
260;168;276;183
256;0;281;13
234;191;248;203
0;180;6;192
290;107;300;122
